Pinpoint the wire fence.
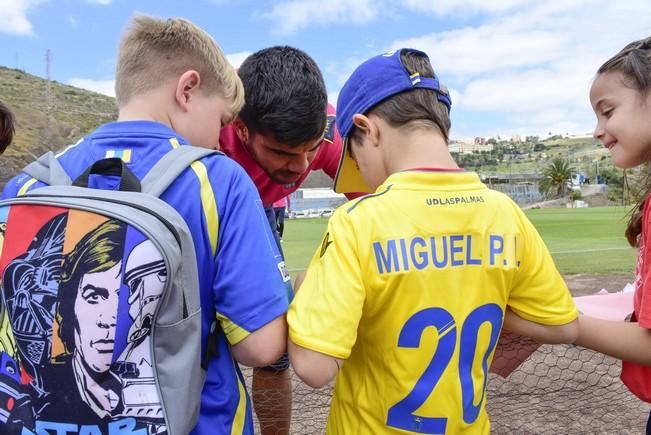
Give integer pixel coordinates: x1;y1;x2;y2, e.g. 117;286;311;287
242;336;649;434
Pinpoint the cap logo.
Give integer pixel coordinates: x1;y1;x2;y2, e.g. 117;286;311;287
320;232;334;258
323;114;336;143
383;50;396;57
410;72;422;86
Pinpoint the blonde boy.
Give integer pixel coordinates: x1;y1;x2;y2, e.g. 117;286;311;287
2;15;289;435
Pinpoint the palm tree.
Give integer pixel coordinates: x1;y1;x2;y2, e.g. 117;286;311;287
539;157;574;199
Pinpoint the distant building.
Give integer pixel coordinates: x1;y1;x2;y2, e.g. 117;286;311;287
567;133;594;139
449;141;464;153
289;188;347;213
449;138;494;154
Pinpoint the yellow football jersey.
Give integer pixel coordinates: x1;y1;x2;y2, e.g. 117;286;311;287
288;170;578;435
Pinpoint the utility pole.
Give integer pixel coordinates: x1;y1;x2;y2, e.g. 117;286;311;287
508;145;513;186
44;49;54;146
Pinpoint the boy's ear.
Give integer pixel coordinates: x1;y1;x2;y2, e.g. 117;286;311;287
352;113;380;146
175;70;201;111
232;118;249;143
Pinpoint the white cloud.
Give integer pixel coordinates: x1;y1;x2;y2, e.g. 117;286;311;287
448;88;462;108
459;67;585;113
262;0;651;136
324;55;370;93
261;0;379;35
85;0;112;4
259;0;576;35
391;27;567;77
0;0;46;35
66;15;78;27
390;0;651;136
68;78;115;97
401;0;529;15
226;51;252;69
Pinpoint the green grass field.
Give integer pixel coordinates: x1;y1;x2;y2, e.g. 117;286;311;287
282;206;637;276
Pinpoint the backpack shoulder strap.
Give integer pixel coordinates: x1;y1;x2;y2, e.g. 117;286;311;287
142;146;224;367
141;146;219;198
22;151;72;186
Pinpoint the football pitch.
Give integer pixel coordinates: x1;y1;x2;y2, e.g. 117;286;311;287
282;206;637;276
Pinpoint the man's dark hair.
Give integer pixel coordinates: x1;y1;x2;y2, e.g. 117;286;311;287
351;49;451;145
0;101;15;154
238;46;328;147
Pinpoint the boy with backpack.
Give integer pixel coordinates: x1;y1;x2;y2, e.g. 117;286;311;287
287;48;578;434
0;15;288;435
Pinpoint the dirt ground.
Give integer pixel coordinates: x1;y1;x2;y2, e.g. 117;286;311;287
564;272;635;296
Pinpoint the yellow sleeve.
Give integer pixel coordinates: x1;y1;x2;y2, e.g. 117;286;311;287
288;210;365;359
508;210;578;325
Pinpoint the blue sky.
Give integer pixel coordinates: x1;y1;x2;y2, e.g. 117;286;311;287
1;0;650;139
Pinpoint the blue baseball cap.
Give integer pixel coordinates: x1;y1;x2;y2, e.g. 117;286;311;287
333;48;451;193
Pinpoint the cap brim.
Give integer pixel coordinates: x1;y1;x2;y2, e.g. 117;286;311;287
333;137;374;194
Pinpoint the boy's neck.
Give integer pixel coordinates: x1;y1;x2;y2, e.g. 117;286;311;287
384;128;459;173
117;91;173;128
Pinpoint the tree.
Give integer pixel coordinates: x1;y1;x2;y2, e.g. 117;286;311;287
526;135;539;143
600;165;648;205
539;157;574;198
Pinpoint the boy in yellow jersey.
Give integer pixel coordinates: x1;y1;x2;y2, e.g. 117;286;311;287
287;48;579;434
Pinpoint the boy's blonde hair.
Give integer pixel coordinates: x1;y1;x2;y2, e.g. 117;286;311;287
115;15;244;119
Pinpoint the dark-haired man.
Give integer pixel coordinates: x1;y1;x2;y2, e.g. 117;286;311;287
219;45;358;435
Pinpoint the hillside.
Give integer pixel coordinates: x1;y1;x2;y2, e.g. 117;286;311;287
0;64;612;191
0;66;116;186
301;137;611;189
455;136;609;178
